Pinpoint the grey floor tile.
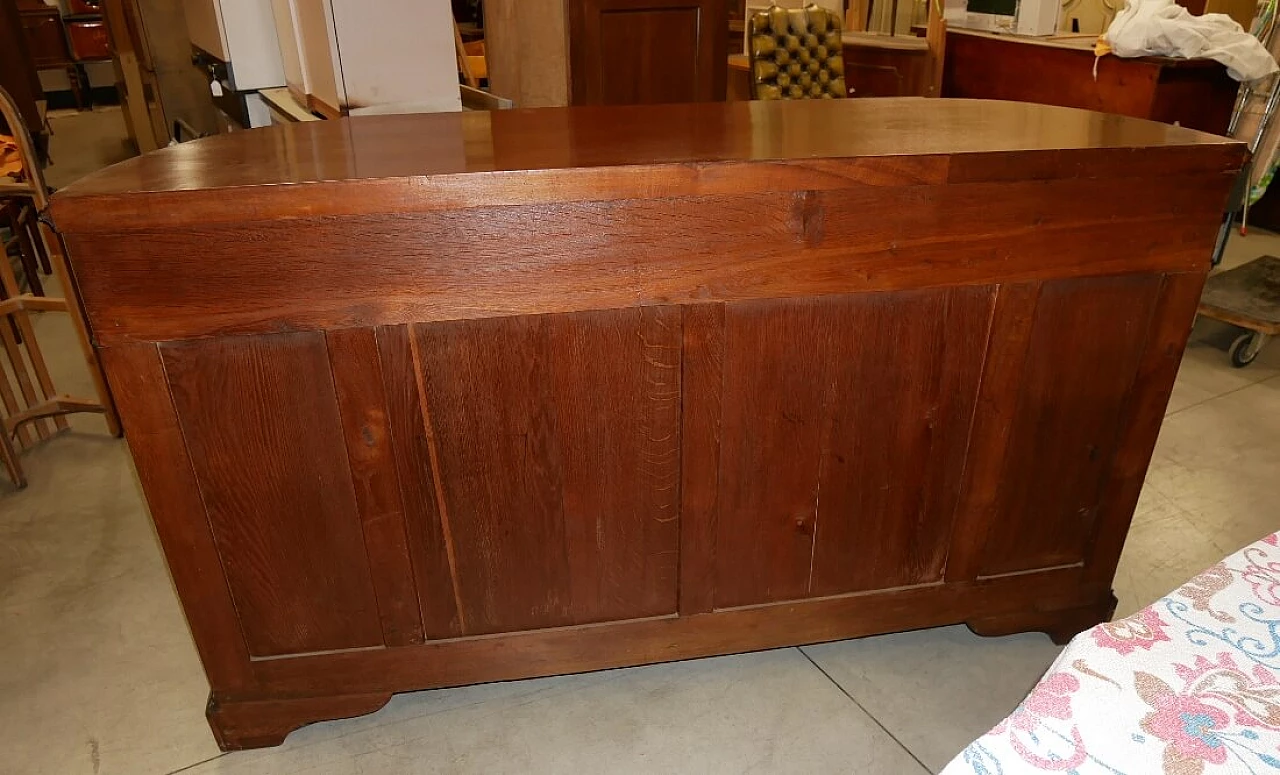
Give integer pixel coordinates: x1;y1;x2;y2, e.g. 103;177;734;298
0;435;221;775
182;649;929;775
801;627;1062;774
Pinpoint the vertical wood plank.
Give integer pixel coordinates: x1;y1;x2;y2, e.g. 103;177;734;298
945;282;1040;582
99;343;253;691
413;308;682;635
1085;273;1205;582
162;332;384;657
810;287;992;594
714;299;832;609
679;303;724;615
979;275;1162;576
418;314;573;634
376;325;463;640
326;327;425;647
549;307;682;623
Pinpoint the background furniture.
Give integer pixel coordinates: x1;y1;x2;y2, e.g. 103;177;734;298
0;86;120;488
53;98;1243;750
943;29;1239;135
266;0;461;118
0;1;48;160
746;4;847;99
568;0;728;104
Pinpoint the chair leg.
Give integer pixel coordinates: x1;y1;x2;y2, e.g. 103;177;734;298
21;208;53;276
14;219;44;297
0;425;24;489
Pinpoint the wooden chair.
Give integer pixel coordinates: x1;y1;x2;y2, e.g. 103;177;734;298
0;85;120;489
746;4;849;100
2;197;50;297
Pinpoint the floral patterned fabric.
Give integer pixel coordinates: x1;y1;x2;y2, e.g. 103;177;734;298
942;532;1280;775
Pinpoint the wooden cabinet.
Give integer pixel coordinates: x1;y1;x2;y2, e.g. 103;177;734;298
52;98;1244;751
943;29;1238;135
18;6;72;68
568;0;727;104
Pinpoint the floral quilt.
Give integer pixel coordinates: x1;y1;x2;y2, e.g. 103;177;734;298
942;532;1280;775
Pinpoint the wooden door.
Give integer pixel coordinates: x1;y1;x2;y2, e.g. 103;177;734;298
568;0;728;105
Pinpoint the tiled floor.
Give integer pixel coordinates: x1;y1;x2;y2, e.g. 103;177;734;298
2;108;1279;775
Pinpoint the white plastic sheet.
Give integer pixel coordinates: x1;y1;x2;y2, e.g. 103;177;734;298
1102;0;1278;81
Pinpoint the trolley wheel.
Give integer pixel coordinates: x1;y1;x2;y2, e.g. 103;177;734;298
1230;332;1262;368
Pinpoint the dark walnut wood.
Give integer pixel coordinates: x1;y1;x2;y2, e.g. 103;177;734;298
52;98;1244;750
943;30;1238;135
568;0;728;105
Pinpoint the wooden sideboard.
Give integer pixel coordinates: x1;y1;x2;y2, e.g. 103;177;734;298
944;29;1239;135
52;99;1244;750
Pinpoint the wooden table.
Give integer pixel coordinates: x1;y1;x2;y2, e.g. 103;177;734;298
52;99;1244;750
944;28;1239;134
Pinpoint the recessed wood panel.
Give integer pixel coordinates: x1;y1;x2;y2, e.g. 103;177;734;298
710;289;993;609
810;287;992;594
162;332;383;657
979;275;1162;576
570;0;726;106
597;9;700;105
403;307;682;635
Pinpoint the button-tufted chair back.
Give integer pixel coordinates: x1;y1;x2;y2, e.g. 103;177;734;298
747;4;848;100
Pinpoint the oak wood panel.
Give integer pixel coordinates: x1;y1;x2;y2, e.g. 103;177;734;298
409;308;682;635
713;299;831;607
944;282;1040;582
569;0;727;106
375;325;463;639
99;344;254;691
712;289;992;608
65;173;1231;345
678;303;724;615
979;275;1163;576
162;333;384;657
810;287;992;594
326;328;424;647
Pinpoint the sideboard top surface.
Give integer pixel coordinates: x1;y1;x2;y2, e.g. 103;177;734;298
51;99;1243;234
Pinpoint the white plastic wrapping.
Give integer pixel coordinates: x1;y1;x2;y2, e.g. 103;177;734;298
1103;0;1278;82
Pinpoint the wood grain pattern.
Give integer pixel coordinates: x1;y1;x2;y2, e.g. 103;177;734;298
979;275;1163;576
51;100;1238;211
809;287;992;594
713;290;992;607
409;308;681;635
64;173;1231;345
944;282;1040;583
678;303;724;615
326;328;424;646
162;333;384;657
375;325;462;640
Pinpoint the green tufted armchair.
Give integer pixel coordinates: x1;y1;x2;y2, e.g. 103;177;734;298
747;4;848;100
